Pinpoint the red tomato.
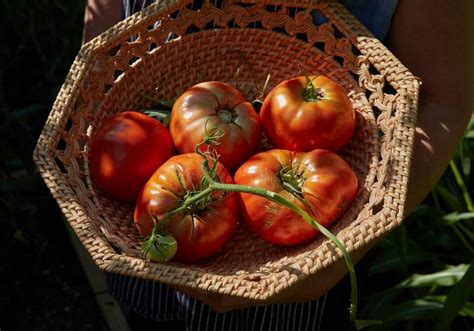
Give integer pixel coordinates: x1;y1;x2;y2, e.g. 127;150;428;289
134;153;238;262
89;111;174;202
260;75;355;152
170;81;261;172
234;149;358;246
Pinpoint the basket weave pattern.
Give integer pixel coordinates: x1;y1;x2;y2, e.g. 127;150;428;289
34;0;420;300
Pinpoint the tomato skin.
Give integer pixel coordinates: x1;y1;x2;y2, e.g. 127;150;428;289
170;81;261;172
234;149;358;246
134;153;238;262
89;111;175;202
260;75;355;152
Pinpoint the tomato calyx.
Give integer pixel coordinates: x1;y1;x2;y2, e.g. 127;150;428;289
277;163;317;213
302;76;325;102
278;164;306;199
297;63;325;102
181;188;214;214
142;219;177;262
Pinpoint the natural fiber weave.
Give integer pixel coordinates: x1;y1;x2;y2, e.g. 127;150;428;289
33;0;420;301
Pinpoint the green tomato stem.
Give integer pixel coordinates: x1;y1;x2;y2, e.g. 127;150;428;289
209;181;358;323
163;185;215;218
175;172;359;326
157;126;362;328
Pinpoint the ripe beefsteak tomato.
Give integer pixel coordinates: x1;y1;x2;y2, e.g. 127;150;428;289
89;111;174;202
260;75;355;152
134;153;238;262
234;149;358;246
170;81;261;172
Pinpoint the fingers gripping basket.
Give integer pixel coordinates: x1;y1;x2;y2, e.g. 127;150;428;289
33;0;420;301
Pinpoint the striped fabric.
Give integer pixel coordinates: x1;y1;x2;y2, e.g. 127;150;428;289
108;0;398;329
107;272;328;331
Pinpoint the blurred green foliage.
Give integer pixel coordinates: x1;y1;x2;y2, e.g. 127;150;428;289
357;117;474;331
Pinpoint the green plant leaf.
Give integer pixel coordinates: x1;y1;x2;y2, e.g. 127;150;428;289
460;141;471;177
422;296;474;318
449;160;474;212
435;261;474;331
355;319;383;330
464;115;474;139
459;301;474;318
398;264;468;288
368;253;437;275
405;204;444;226
361;287;403;319
384;299;443;322
442;212;474;226
435;183;463;212
466;131;474;139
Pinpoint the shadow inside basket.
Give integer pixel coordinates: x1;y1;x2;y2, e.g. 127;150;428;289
86;28;379;281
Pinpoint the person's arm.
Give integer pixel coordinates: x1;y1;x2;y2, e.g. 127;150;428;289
389;0;474;215
83;0;123;44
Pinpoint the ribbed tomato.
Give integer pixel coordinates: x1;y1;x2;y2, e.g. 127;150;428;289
134;153;238;262
234;149;358;245
88;111;174;202
169;81;261;172
260;75;355;152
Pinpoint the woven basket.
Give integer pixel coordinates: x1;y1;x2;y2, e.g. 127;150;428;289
33;0;420;301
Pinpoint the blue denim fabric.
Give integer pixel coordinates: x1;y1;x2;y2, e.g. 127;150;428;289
340;0;399;40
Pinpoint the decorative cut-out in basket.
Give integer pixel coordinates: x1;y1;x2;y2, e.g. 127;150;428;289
33;0;420;302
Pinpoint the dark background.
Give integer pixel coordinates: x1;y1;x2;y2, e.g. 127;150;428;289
0;1;108;330
1;1;472;331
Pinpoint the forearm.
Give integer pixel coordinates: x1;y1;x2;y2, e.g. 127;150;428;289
388;0;474;215
83;0;123;44
405;100;471;214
